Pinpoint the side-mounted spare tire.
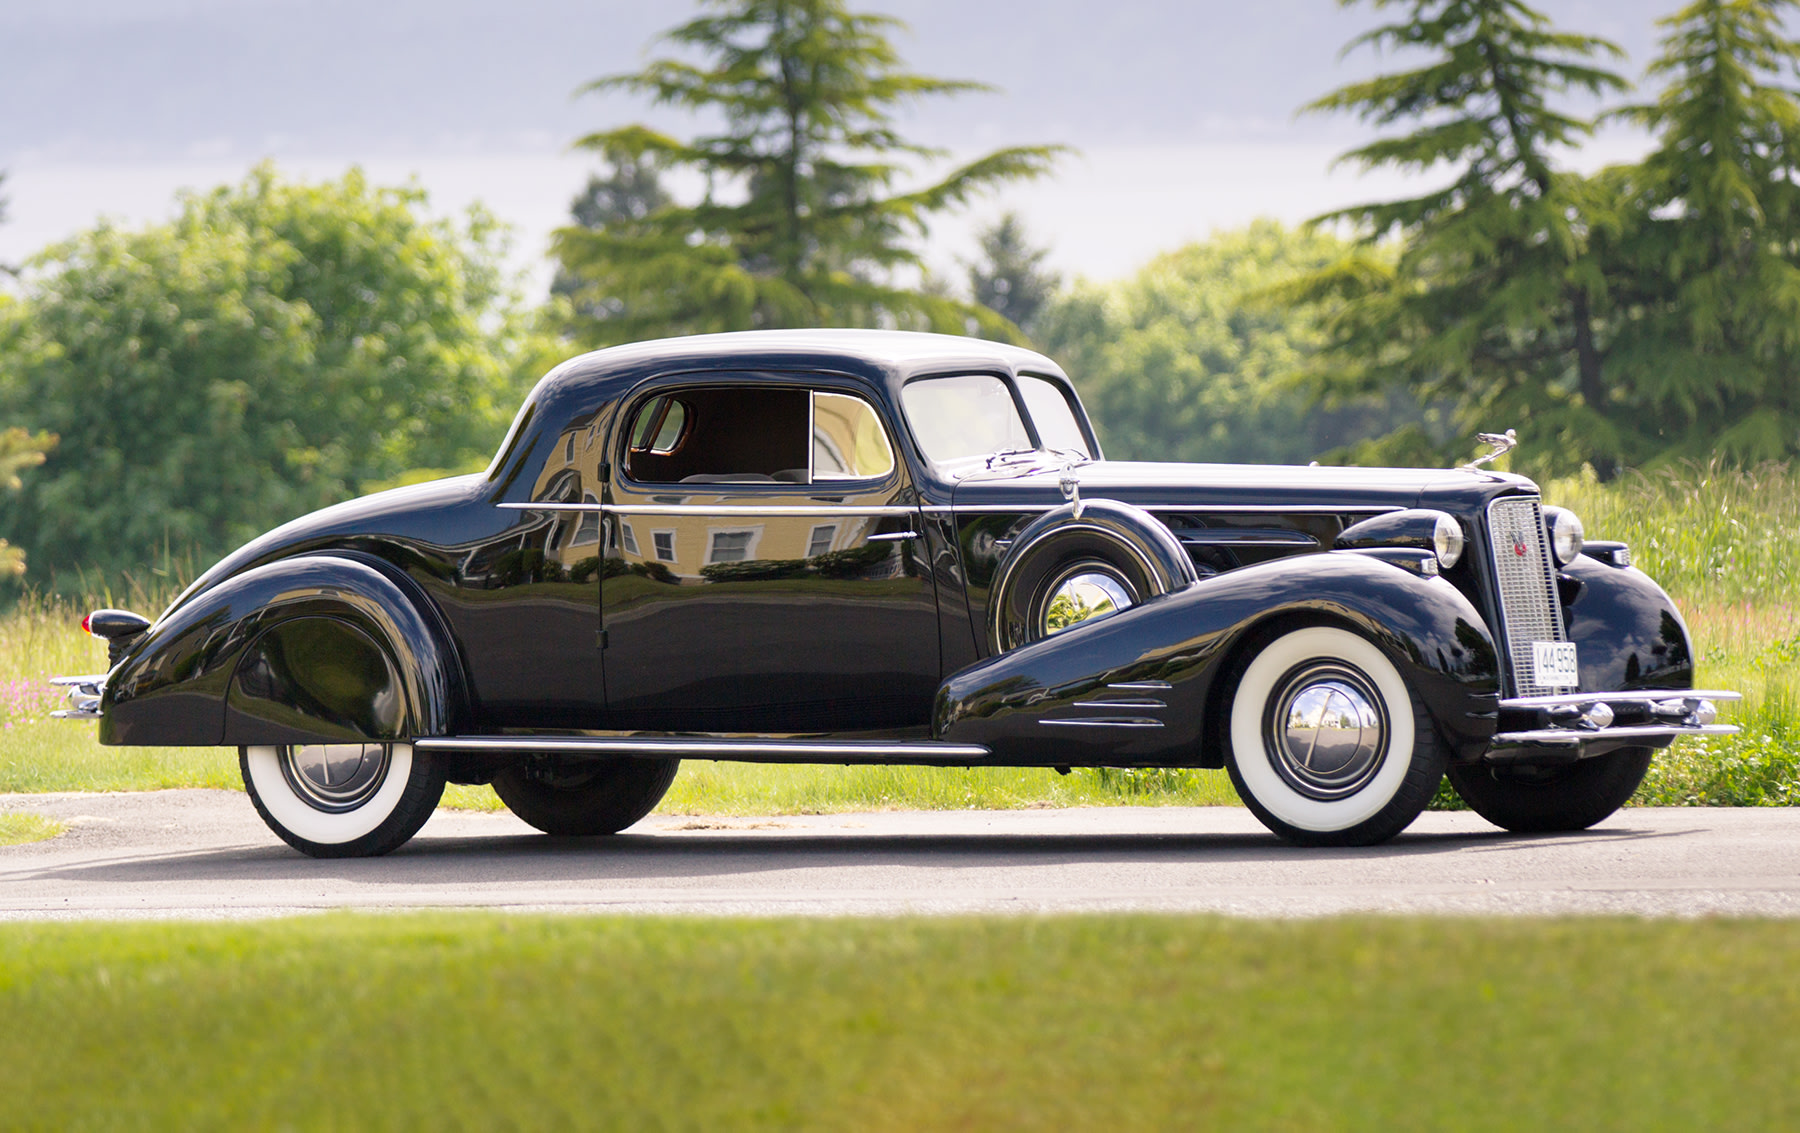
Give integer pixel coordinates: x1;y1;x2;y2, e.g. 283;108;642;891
988;498;1198;652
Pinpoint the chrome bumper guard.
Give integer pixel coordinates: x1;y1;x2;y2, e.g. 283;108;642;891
1492;689;1741;748
48;673;109;721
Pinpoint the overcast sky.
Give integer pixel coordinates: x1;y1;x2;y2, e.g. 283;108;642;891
1;0;1672;289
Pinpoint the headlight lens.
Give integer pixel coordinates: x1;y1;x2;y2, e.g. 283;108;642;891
1546;507;1584;566
1432;513;1464;569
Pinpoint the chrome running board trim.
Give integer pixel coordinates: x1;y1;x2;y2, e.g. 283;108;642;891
414;735;990;763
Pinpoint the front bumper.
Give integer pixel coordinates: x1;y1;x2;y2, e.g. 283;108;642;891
1487;688;1738;759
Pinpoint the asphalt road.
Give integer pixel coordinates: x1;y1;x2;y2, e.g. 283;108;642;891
2;790;1797;919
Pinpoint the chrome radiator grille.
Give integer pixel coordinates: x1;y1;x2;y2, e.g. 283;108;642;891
1484;496;1568;696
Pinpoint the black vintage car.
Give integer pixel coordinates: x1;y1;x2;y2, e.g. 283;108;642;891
54;330;1735;856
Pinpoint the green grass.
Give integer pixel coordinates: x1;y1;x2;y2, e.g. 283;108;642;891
4;463;1797;812
0;913;1795;1130
0;812;64;845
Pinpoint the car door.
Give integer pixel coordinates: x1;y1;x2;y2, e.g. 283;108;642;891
600;375;939;733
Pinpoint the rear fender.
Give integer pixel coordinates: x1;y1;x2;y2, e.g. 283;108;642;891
934;551;1501;766
101;555;465;746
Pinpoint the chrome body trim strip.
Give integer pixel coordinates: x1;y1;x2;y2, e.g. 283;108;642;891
413;736;990;760
1173;531;1320;547
500;502;919;518
1039;717;1165;728
919;504;1402;515
1070;699;1166;711
1492;723;1739;746
1107;680;1172;691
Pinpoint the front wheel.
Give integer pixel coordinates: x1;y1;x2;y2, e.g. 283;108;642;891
492;755;680;836
1445;747;1653;833
241;742;446;858
1225;625;1445;847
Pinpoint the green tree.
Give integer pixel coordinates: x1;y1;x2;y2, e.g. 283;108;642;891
1036;221;1434;466
0;427;55;577
1602;0;1800;464
551;149;673;311
553;0;1065;346
965;211;1059;339
0;165;531;584
1295;0;1631;475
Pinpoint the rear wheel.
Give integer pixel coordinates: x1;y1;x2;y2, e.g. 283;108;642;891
492;755;680;836
1224;625;1445;847
1446;747;1653;833
241;742;446;858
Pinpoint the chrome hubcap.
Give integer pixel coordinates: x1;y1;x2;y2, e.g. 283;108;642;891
1265;664;1388;800
1040;563;1137;637
279;743;391;812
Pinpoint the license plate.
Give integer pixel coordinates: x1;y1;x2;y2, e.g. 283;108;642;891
1532;641;1580;688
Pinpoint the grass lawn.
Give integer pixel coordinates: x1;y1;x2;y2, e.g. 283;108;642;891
0;913;1794;1130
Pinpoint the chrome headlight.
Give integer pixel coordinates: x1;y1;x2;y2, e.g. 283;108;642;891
1544;507;1584;566
1432;513;1464;569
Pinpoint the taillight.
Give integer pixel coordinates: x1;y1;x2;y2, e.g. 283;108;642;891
81;613;92;635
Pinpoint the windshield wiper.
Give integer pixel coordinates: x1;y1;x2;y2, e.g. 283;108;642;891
983;447;1039;469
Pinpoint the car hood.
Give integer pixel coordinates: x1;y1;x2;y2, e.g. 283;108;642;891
949;459;1538;515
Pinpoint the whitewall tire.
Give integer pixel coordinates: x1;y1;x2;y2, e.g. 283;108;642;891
1225;625;1445;846
241;742;446;858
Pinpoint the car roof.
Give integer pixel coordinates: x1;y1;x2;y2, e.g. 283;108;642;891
534;329;1066;409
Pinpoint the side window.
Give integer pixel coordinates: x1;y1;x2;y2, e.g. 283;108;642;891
811;392;895;480
630;395;689;454
622;385;895;485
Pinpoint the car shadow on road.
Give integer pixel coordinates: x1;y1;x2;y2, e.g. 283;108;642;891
0;821;1690;890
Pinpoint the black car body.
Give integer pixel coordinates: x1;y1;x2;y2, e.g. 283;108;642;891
54;330;1736;855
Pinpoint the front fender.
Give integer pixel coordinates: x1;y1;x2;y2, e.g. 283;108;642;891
934;552;1500;766
101;555;465;746
1561;554;1695;692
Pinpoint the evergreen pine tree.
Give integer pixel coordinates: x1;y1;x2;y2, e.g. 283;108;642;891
554;0;1064;346
965;211;1059;339
1606;0;1800;463
1294;0;1630;474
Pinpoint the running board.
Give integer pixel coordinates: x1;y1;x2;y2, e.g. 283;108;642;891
413;735;992;765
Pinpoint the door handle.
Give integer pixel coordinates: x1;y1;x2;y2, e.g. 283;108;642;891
866;531;919;542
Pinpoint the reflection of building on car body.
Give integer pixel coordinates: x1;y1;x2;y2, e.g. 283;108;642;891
52;330;1736;857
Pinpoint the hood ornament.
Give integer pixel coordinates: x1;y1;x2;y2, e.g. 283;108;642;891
1459;428;1518;471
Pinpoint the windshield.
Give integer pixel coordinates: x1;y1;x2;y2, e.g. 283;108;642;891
901;373;1088;468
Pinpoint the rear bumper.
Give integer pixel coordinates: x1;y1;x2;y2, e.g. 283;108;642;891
48;674;108;721
1486;688;1738;760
